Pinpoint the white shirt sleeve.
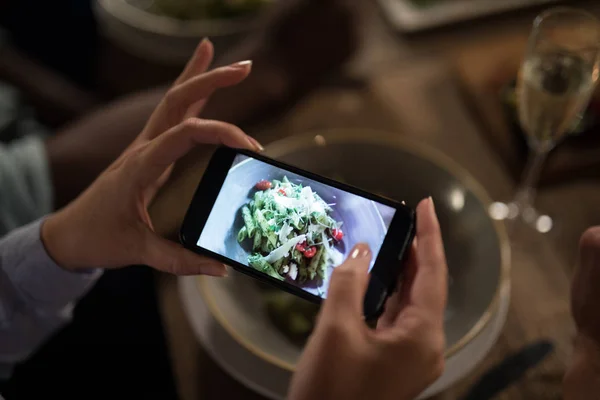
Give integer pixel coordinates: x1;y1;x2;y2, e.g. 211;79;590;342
0;219;102;379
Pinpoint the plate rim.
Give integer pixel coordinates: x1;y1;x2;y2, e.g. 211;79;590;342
377;0;559;32
97;0;261;38
179;276;289;400
181;275;510;400
197;129;512;372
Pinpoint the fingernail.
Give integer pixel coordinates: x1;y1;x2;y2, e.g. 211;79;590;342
205;264;228;277
428;196;436;213
350;244;371;259
231;60;253;69
248;136;264;151
245;137;256;151
198;37;211;49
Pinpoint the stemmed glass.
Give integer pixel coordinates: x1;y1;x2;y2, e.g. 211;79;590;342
490;7;600;233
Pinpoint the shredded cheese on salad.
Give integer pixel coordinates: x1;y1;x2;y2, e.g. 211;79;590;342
237;176;344;283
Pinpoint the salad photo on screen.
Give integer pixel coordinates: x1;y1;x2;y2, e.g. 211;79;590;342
197;155;393;299
237;176;345;286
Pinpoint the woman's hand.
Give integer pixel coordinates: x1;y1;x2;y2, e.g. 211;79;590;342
42;118;257;276
564;226;600;399
571;227;600;347
135;39;258;147
41;41;262;276
289;198;448;400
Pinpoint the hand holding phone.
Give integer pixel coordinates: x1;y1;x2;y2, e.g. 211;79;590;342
289;198;448;400
180;146;416;319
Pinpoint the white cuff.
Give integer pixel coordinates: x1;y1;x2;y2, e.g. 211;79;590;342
1;219;102;312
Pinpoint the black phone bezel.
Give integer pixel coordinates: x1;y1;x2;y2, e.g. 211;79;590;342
179;146;416;319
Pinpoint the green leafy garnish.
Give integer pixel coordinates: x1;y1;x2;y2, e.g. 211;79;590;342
238;177;343;284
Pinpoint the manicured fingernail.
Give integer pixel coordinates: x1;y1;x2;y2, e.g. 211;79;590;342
245;136;263;152
248;136;264;151
231;60;253;69
198;37;211;50
205;264;228;277
428;196;436;213
245;137;256;151
350;244;371;259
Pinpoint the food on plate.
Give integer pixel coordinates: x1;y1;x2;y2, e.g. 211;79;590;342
139;0;274;20
261;288;319;346
237;176;344;286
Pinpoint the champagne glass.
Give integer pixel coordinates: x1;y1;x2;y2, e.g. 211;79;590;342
490;7;600;233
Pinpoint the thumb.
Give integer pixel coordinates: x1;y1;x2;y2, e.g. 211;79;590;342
321;244;372;321
142;233;227;277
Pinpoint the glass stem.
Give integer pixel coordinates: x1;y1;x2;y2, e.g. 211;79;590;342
513;148;548;216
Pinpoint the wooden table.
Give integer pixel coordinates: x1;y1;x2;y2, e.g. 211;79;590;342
149;3;600;399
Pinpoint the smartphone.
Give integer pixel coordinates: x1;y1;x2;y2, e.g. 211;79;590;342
180;146;416;319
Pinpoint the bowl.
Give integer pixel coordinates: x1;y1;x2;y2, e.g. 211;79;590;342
94;0;266;64
198;154;389;297
197;129;511;371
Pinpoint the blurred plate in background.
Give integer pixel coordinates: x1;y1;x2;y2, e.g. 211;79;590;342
379;0;558;32
94;0;268;64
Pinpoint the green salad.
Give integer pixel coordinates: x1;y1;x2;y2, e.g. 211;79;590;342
145;0;273;20
262;288;320;346
237;176;344;285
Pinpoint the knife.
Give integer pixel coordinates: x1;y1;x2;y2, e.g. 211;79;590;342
461;340;554;400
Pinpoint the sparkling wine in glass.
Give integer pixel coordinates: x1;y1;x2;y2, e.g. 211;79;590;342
519;51;596;147
490;7;600;233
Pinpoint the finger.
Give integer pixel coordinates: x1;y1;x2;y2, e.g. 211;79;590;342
142;232;227;277
572;226;600;332
247;136;265;152
397;240;419;307
183;100;208;120
167;61;252;112
143;164;174;204
377;240;418;330
174;38;214;85
321;244;372;322
138;118;260;186
410;197;448;318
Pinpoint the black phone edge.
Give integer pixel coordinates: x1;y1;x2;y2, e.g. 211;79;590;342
179;146;417;316
365;213;416;321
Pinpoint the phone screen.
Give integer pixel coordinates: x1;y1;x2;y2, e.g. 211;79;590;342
196;153;397;299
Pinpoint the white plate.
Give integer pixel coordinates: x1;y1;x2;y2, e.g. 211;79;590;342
94;0;260;64
192;132;511;372
378;0;558;32
179;276;511;399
